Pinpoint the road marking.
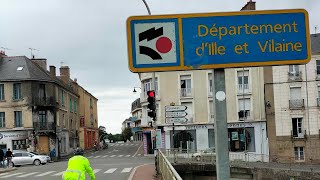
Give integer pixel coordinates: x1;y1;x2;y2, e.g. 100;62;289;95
17;172;39;177
121;168;132;173
0;172;24;178
35;171;56;177
133;143;143;157
120;144;124;146
87;156;93;158
94;156;101;158
102;155;108;157
114;144;119;146
137;154;141;156
110;155;116;157
125;155;131;157
52;171;65;176
0;173;9;177
104;168;117;174
93;169;101;174
118;155;123;157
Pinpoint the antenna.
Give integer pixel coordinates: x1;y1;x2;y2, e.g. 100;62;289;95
28;48;39;59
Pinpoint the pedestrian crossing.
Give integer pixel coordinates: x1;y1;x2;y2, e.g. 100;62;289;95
86;154;142;159
109;143;139;147
0;167;133;178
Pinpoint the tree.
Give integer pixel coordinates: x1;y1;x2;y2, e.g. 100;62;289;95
122;127;133;142
98;126;108;143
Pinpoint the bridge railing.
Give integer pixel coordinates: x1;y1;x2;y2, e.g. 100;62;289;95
158;149;183;180
163;148;216;164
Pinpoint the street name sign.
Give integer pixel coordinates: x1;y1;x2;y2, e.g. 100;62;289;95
165;105;187;111
166;117;188;124
166;111;188;118
127;9;310;73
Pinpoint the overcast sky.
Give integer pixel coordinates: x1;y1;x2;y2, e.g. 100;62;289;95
0;0;318;134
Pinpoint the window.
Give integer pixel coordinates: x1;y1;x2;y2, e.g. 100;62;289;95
208;129;215;149
62;114;65;128
317;60;320;75
90;98;93;108
290;87;301;100
39;111;46;127
208;74;213;95
143;78;158;95
13;83;21;100
0;84;4;100
12;140;26;150
238;98;250;120
180;75;192;97
289;65;299;75
294;147;304;161
74;100;77;113
61;90;65;106
0;112;5;128
70;98;73;112
39;84;46;99
14;111;22;127
237;70;249;93
292;118;303;138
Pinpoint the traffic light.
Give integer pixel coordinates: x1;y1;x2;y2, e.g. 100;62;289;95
147;90;156;120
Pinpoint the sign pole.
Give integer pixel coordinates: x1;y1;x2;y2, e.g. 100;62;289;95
212;68;230;179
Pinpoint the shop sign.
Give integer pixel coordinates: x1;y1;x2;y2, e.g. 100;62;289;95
228;122;253;128
186;125;213;130
0;132;28;140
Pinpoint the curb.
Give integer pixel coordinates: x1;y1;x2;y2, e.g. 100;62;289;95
128;164;147;180
0;167;17;174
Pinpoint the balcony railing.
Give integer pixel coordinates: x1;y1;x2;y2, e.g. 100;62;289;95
289;99;304;109
291;130;306;139
238;84;250;94
317;98;320;107
32;96;56;106
33;122;55;132
288;71;302;81
180;88;193;98
238;110;250;120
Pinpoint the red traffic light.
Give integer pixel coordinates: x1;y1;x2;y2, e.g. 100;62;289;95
147;90;155;97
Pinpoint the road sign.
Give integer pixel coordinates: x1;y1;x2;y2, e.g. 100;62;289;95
127;9;310;73
166;117;188;124
165;105;187;112
166;111;188;118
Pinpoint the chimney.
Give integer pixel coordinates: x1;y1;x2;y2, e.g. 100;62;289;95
31;58;47;70
60;65;70;85
49;65;56;77
241;0;256;11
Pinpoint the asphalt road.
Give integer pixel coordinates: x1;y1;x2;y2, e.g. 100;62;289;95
0;142;154;180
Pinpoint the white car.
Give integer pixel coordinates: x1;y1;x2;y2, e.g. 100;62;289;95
192;147;216;162
10;151;49;167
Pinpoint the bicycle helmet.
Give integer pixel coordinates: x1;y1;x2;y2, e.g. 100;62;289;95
73;147;84;155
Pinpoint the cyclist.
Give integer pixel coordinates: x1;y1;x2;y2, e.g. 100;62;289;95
63;147;95;180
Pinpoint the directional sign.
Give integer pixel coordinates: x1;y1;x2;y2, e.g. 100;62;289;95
166;117;188;124
127;9;310;73
166;111;188;118
165;105;187;112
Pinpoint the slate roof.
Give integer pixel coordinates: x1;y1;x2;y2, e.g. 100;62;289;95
311;33;320;54
0;56;53;82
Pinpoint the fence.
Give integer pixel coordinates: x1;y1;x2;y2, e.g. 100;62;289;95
158;149;182;180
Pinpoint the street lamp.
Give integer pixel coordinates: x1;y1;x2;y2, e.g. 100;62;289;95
133;87;141;93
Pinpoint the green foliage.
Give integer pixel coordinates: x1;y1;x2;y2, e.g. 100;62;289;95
122;127;133;141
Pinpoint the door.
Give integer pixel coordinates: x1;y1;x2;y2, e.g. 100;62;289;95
20;152;33;165
39;136;49;154
12;153;22;165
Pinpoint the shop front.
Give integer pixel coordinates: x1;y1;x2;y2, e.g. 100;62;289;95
0;130;29;152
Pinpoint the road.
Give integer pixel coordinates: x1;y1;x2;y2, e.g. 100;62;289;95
0;142;154;180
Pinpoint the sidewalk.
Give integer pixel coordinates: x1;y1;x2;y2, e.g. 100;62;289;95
129;164;159;180
0;167;17;174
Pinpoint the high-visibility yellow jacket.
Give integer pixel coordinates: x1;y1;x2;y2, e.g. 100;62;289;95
63;155;96;180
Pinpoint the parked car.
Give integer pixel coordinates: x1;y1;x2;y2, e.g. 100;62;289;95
30;151;51;163
192;147;216;162
10;151;49;167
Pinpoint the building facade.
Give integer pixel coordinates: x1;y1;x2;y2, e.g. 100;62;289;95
266;33;320;163
131;98;143;141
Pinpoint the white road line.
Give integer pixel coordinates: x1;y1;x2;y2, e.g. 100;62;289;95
118;155;123;157
35;171;56;177
93;169;101;174
137;154;141;156
110;155;116;157
121;168;132;173
0;172;24;178
52;171;65;176
0;173;10;177
94;156;101;158
104;168;117;174
114;144;119;146
17;172;39;177
102;155;108;157
133;143;143;157
87;156;93;158
120;144;124;146
125;155;131;157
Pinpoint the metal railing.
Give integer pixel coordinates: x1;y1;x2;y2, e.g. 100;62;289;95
163;148;216;164
33;122;55;131
289;99;304;109
238;84;250;94
288;71;302;81
180;88;193;98
158;149;182;180
32;96;56;106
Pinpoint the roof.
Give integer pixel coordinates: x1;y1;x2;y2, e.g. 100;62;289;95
311;33;320;54
0;56;53;82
